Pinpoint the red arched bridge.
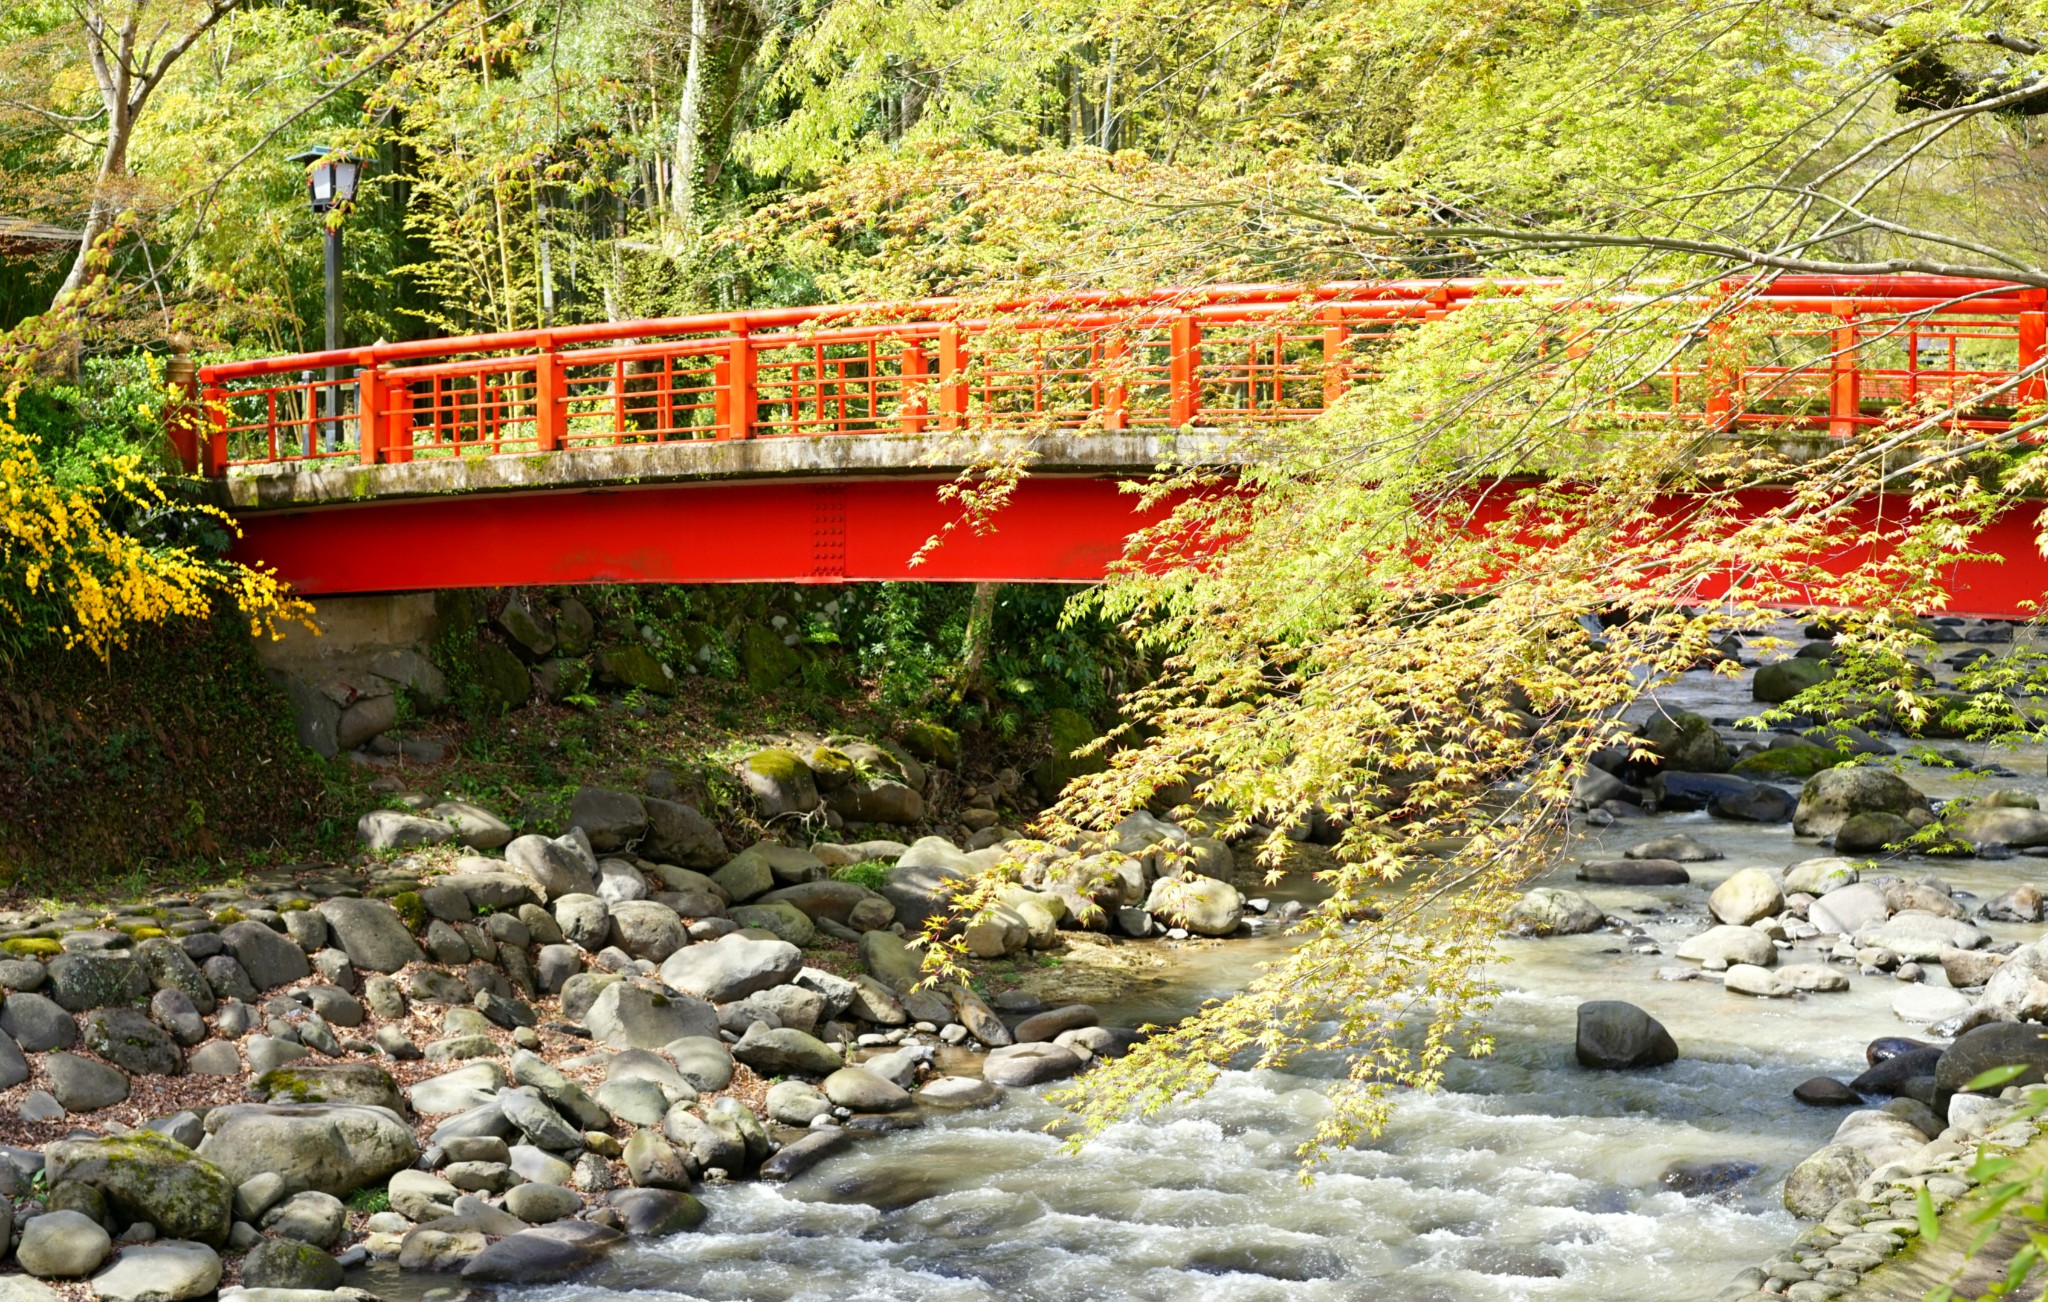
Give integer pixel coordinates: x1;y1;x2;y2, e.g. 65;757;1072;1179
190;277;2048;614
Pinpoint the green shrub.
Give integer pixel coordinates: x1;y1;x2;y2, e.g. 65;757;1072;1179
831;860;890;892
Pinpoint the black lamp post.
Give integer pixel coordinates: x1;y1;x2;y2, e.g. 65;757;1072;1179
288;146;368;452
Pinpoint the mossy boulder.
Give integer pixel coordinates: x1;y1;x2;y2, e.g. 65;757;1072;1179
1730;744;1844;779
1754;658;1834;704
532;657;591;703
898;720;959;767
1033;707;1106;799
1;937;60;957
740;748;820;819
554;597;596;656
809;746;858;792
595;645;674;695
474;642;532;712
739;624;803;691
391;891;428;933
254;1062;407;1114
497;594;556;656
43;1131;234;1245
1641;710;1730;773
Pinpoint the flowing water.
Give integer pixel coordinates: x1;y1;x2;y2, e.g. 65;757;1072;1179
372;631;2048;1301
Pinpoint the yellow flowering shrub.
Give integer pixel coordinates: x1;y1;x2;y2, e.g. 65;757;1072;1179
0;400;311;661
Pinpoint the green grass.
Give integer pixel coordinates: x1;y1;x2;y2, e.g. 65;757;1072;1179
830;860;891;891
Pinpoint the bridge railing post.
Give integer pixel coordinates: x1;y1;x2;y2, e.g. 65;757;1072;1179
533;333;566;451
385;374;414;464
938;325;967;431
201;383;229;477
356;357;383;466
725;319;755;439
2019;288;2046;411
1703;319;1736;432
899;341;930;434
1320;307;1348;410
166;349;200;473
1829;309;1861;438
1102;332;1130;431
1170;315;1201;427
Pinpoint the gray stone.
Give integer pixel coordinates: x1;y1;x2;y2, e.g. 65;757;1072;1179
643;798;725;868
1574;1001;1679;1070
1507;888;1604;936
586;982;719;1051
134;938;216;1016
765;1080;832;1125
659;932;803;1004
1708;868;1784;926
1783;1144;1870;1219
17;1209;111;1278
46;952;148;1012
45;1050;129;1111
220;921;312;990
919;1076;1002;1108
314;898;423;974
1675;925;1776;967
1142;875;1244;937
81;1007;182;1076
554;894;613;952
357;809;455;850
506;1181;582;1224
1873;911;1986;960
187;1042;239;1076
732;1023;841;1076
609;1187;706;1236
282;908;328;953
880;838;972;929
200;956;257;1004
0;991;74;1051
506;829;601;902
261;1191;346;1248
622;1131;692;1191
195;1103;420;1198
459;1221;624;1285
241;1237;343;1289
86;1238;221;1302
760;1129;848;1181
500;1087;583;1151
150;989;207;1046
982;1042;1085;1086
234;1172;286;1222
608;901;686;962
662;1037;734;1093
570;788;649;853
822;1066;910;1111
433;800;514;851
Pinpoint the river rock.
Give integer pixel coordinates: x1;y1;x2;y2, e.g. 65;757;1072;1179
1983;884;2045;923
1574;1001;1679;1069
314;898;423;973
1651;772;1756;813
1783;1143;1869;1218
81;1007;181;1076
1795;1077;1862;1106
731;1024;840;1076
135;937;216;1015
46;952;148;1011
196;1103;419;1197
262;1190;346;1247
609;1187;707;1236
1892;985;1971;1025
643;797;725;868
760;1129;848;1181
243;1237;344;1289
1;991;75;1051
358;809;455;850
506;829;601;901
1952;805;2048;849
17;1209;111;1278
432;800;514;851
1783;858;1858;897
881;838;974;928
1642;709;1731;772
1708;868;1783;925
1836;811;1914;853
1871;911;1985;960
1981;944;2048;1021
1941;947;2007;989
219;921;312;991
569;787;649;852
1144;876;1244;936
1723;964;1790;997
1755;657;1834;704
1507;888;1604;936
1851;1046;1944;1098
1675;925;1775;967
87;1239;221;1301
1626;834;1723;861
1808;881;1890;935
500;1088;583;1151
586;982;719;1051
1576;859;1689;885
982;1042;1086;1086
740;749;821;820
920;1076;1003;1108
1793;768;1930;838
665;1037;736;1092
1709;781;1797;823
1937;1022;2048;1092
45;1051;129;1111
765;1080;832;1126
660;933;803;1004
1780;964;1849;993
44;1132;232;1244
608;901;687;962
822;1066;911;1112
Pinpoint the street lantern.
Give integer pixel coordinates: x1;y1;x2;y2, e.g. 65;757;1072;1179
287;146;371;453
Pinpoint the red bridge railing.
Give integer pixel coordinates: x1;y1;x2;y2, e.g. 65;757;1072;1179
185;277;2048;476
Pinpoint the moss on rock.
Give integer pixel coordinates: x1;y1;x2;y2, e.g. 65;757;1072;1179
1731;745;1845;779
1;937;60;957
391;891;427;933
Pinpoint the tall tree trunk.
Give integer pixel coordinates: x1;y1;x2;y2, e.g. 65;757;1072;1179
952;582;1001;705
672;0;708;222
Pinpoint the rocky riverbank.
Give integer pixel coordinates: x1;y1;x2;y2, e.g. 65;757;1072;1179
0;727;1296;1301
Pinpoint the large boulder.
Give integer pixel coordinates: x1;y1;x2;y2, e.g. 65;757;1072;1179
1755;657;1834;704
740;749;821;819
1807;881;1890;935
1675;925;1776;967
45;953;147;1012
882;838;974;929
1783;1143;1868;1218
461;1221;624;1285
506;829;601;901
1783;858;1858;897
731;1024;841;1076
608;901;687;962
16;1210;111;1278
825;779;926;825
1506;888;1603;936
1793;768;1931;839
44;1132;233;1245
585;983;719;1051
982;1042;1086;1086
1951;805;2048;849
87;1239;221;1302
1871;911;1985;961
1650;772;1758;813
1936;1022;2048;1094
357;809;455;850
1641;710;1731;773
195;1104;420;1198
643;798;725;868
1143;875;1244;937
658;934;803;1005
80;1007;180;1076
1707;868;1783;926
570;788;649;853
1981;944;2048;1021
1574;1001;1679;1070
314;898;423;974
758;881;893;929
218;921;311;991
